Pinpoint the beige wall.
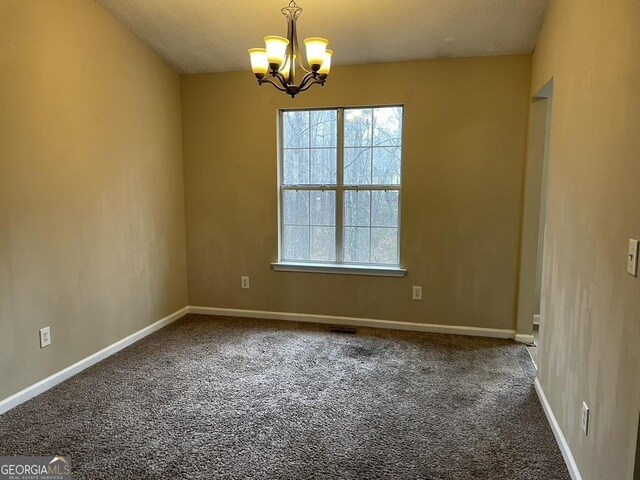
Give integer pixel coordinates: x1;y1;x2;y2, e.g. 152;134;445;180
532;1;640;479
181;55;531;331
0;0;188;400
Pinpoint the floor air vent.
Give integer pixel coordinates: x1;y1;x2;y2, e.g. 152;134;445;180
328;326;357;335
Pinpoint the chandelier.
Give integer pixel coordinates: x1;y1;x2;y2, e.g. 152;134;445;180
248;1;333;98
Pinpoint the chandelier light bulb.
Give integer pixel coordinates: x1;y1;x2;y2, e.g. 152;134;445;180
318;49;333;77
248;48;269;78
280;54;296;81
264;36;289;69
304;37;329;70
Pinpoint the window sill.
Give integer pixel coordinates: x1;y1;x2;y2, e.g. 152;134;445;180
271;262;407;277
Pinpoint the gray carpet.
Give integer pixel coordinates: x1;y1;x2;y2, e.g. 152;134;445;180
0;314;570;479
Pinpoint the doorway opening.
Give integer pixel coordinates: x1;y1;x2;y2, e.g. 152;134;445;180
516;80;553;368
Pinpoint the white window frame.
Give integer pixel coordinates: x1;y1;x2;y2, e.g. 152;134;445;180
272;105;407;277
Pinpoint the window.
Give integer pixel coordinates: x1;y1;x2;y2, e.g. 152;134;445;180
277;106;403;274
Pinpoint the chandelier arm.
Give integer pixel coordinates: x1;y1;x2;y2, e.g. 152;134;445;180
271;71;291;91
295;45;311;74
299;78;325;92
297;72;313;90
259;77;288;92
298;78;324;92
283;1;310;77
285;12;295;84
291;16;310;74
298;72;322;91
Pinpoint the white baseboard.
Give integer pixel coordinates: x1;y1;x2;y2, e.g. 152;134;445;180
515;333;536;344
189;306;517;339
0;306;189;415
534;378;582;480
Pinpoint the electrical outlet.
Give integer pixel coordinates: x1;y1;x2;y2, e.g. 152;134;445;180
241;276;250;289
39;327;51;348
628;239;639;276
412;286;423;301
581;401;590;436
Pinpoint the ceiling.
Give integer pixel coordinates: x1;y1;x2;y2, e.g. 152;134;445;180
95;0;550;74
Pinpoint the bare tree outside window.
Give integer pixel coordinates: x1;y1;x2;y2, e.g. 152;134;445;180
280;106;403;266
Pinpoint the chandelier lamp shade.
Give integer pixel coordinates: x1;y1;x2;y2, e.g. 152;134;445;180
248;1;333;98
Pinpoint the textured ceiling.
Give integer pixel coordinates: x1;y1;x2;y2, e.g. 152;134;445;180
95;0;550;74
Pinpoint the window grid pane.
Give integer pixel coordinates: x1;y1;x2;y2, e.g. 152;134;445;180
310;148;337;184
344;147;372;185
283;149;310;185
311;226;336;261
283;225;310;261
310;110;338;148
372;146;401;185
281;107;402;266
373;106;403;147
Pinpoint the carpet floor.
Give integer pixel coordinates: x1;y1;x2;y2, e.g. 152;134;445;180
0;314;570;479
